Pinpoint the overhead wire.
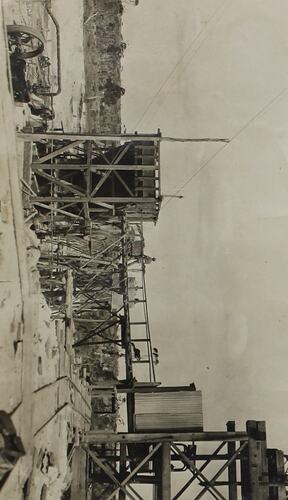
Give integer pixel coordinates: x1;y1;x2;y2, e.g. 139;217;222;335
162;82;288;209
133;0;229;130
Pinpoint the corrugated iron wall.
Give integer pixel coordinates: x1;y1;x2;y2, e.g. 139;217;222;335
134;390;203;432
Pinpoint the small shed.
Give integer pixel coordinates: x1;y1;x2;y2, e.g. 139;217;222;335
134;387;203;432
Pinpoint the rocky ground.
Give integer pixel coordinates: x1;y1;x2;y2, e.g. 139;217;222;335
1;2;91;499
5;0;123;134
1;1;125;497
4;0;86;132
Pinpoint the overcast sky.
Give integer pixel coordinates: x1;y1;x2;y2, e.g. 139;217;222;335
121;0;288;474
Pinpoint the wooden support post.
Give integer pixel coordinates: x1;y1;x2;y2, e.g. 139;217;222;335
119;443;127;500
257;422;269;499
31;196;156;203
32;164;158;172
161;443;171;500
267;449;286;500
18;132;161;141
227;421;238;500
84;431;248;445
153;446;162;500
246;421;269;500
17;131;225;143
240;434;250;500
65;270;74;354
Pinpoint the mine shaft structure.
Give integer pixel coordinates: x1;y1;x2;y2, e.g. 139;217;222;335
82;419;288;500
21;131;288;499
22;130;162;225
21;130;161;392
21;130;162;427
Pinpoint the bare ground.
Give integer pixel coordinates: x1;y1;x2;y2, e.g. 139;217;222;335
2;1;124;497
1;3;91;499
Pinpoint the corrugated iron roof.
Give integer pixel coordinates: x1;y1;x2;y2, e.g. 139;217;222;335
135;390;203;432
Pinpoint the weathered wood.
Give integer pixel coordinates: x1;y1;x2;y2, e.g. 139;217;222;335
90;200;114;209
267;449;286;500
112;142;133;165
128;475;157;484
136;176;157;181
90;170;113;196
240;433;250;500
161;443;171;500
97;164;157;171
34;169;84;196
18;132;161;141
135;187;157;193
31;196;156;203
130;338;150;342
105;443;162;500
199;481;241;486
35;139;84;163
119;443;127;500
23;141;32;185
227;421;238;500
193;442;248;500
133;360;150;364
0;1;39;467
70;447;87;500
114;170;135;196
73;318;106;323
258;421;269;499
84;431;248;444
34;202;83;219
172;441;227;500
18;132;228;143
246;421;269;500
172;444;226;500
84;447;135;500
32;163;157;171
65;270;73;317
160;136;229;143
94;453;241;463
130;321;147;325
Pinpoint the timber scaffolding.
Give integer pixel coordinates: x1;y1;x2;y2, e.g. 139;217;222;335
20;130;162;226
83;420;288;500
19;131;288;499
20;130;161;400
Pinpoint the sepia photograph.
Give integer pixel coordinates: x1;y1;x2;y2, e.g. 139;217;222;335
0;0;288;498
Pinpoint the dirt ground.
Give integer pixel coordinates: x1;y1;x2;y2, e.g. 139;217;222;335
51;0;86;132
4;0;122;134
1;2;91;499
1;0;124;497
4;0;86;132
